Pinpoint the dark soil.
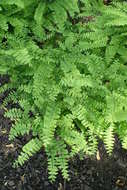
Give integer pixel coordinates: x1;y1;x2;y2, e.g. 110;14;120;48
0;76;127;190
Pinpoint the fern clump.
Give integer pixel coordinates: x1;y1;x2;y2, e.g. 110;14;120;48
1;0;127;181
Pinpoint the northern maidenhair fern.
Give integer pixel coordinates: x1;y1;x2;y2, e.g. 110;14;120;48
1;0;127;182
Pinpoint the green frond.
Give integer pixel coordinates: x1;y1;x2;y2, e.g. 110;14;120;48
14;138;43;167
42;103;61;147
5;48;31;66
9;120;31;140
46;140;69;182
4;108;23;121
0;83;13;95
0;0;25;8
122;136;127;150
34;1;46;25
104;124;115;154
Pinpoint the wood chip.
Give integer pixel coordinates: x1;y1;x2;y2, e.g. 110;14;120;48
5;144;14;148
1;129;7;134
58;183;63;190
21;174;25;182
96;150;101;160
116;176;126;187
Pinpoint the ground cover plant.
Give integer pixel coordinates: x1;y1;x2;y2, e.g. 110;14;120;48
0;0;127;182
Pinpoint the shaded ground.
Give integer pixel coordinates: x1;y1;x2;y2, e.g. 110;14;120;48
0;76;127;190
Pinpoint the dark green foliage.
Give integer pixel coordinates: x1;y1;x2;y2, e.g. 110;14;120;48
0;0;127;181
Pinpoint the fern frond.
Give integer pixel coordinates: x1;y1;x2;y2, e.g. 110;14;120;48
14;138;42;167
0;0;25;8
46;140;69;182
9;120;31;140
5;48;31;66
4;108;23;121
34;1;46;25
42;103;61;147
104;124;115;154
122;136;127;149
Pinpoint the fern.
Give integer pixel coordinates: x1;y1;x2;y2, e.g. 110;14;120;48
1;0;127;182
9;120;31;140
104;124;115;154
46;139;69;181
14;138;43;167
42;102;61;147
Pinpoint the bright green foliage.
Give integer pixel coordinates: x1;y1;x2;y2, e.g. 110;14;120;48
14;138;43;167
1;0;127;182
